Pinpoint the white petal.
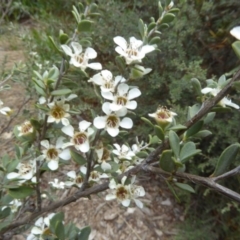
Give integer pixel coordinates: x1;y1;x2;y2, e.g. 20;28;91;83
48;161;58;171
101;91;113;100
40;140;49;149
31;226;42;235
230;26;240;40
56;136;65;148
114;36;127;50
85;47;97;59
130;37;143;48
118;83;129;95
79;141;90;153
121;199;131;207
126;101;137;110
67;170;76;179
120;117;133;129
79;120;91;131
80;166;87;174
101;161;111;171
141;44;155;54
113;143;121;151
61;118;70;126
7;172;20;179
59;148;71;160
128;88;141;100
115;107;127;117
88;63;102;70
106;194;116;201
134;199;143;208
115;46;127;57
102;70;113;80
109;179;117;189
115;75;126;85
201;87;214;94
94;116;106;129
110;103;123;111
107;127;119;137
102;102;112;115
71;42;82;54
61;45;73;56
62;125;74;137
222;98;239;109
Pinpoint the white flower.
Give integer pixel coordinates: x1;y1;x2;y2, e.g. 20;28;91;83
7;160;36;184
106;176;131;207
102;83;141;113
62;120;94;152
61;42;102;71
230;26;240;40
65;170;84;188
106;176;145;208
2;199;22;213
128;176;145;208
49;178;65;189
40;137;71;171
149;106;177;125
88;70;126;92
113;143;135;161
17;120;34;136
93;102;133;137
114;36;156;64
27;213;55;240
80;166;109;182
201;87;239;109
0;99;11;115
47;99;70;126
96;147;112;171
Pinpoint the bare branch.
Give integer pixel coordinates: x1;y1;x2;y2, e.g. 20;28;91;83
143;165;240;203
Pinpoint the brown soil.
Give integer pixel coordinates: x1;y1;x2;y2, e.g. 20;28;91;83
0;27;184;240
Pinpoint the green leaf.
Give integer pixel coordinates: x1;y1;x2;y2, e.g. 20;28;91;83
160;150;175;172
70;150;87;165
6;158;19;173
0;207;11;219
147;22;156;32
218;74;226;86
191;78;202;95
174;182;195;193
193;130;212;138
8;186;33;199
158;23;169;30
212;143;240;177
169;130;180;158
136;151;148;158
165;180;180;202
50;212;65;240
203;112;216;124
51;88;72;96
141;117;154;127
59;33;69;45
232;41;240;59
115;56;126;73
78;226;91;240
154;125;164;141
0;220;11;232
187;104;201;120
180;142;201;163
138;19;145;38
48;36;62;54
149;36;161;45
169;8;180;14
161;13;175;24
185;121;203;139
78;20;93;32
169;124;187;131
149;135;161;144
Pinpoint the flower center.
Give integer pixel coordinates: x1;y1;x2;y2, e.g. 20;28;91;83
43;227;52;236
126;48;138;57
102;148;110;161
106;114;119;128
50;105;66;119
19;163;33;175
116;186;129;200
116;96;127;106
73;132;87;145
75;176;83;184
47;148;59;160
75;54;84;64
21;121;33;134
90;171;98;180
157;111;170;120
104;81;114;90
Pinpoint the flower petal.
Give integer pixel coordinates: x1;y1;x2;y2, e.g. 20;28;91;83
120;117;133;129
128;88;141;100
71;42;82;55
94;116;107;129
79;120;91;131
88;63;102;70
48;160;58;171
114;36;127;50
59;148;71;160
62;125;74;137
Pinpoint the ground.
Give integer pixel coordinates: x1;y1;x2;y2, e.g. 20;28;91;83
0;25;184;240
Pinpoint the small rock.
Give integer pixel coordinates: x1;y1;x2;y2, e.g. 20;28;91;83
104;210;118;221
161;198;171;206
